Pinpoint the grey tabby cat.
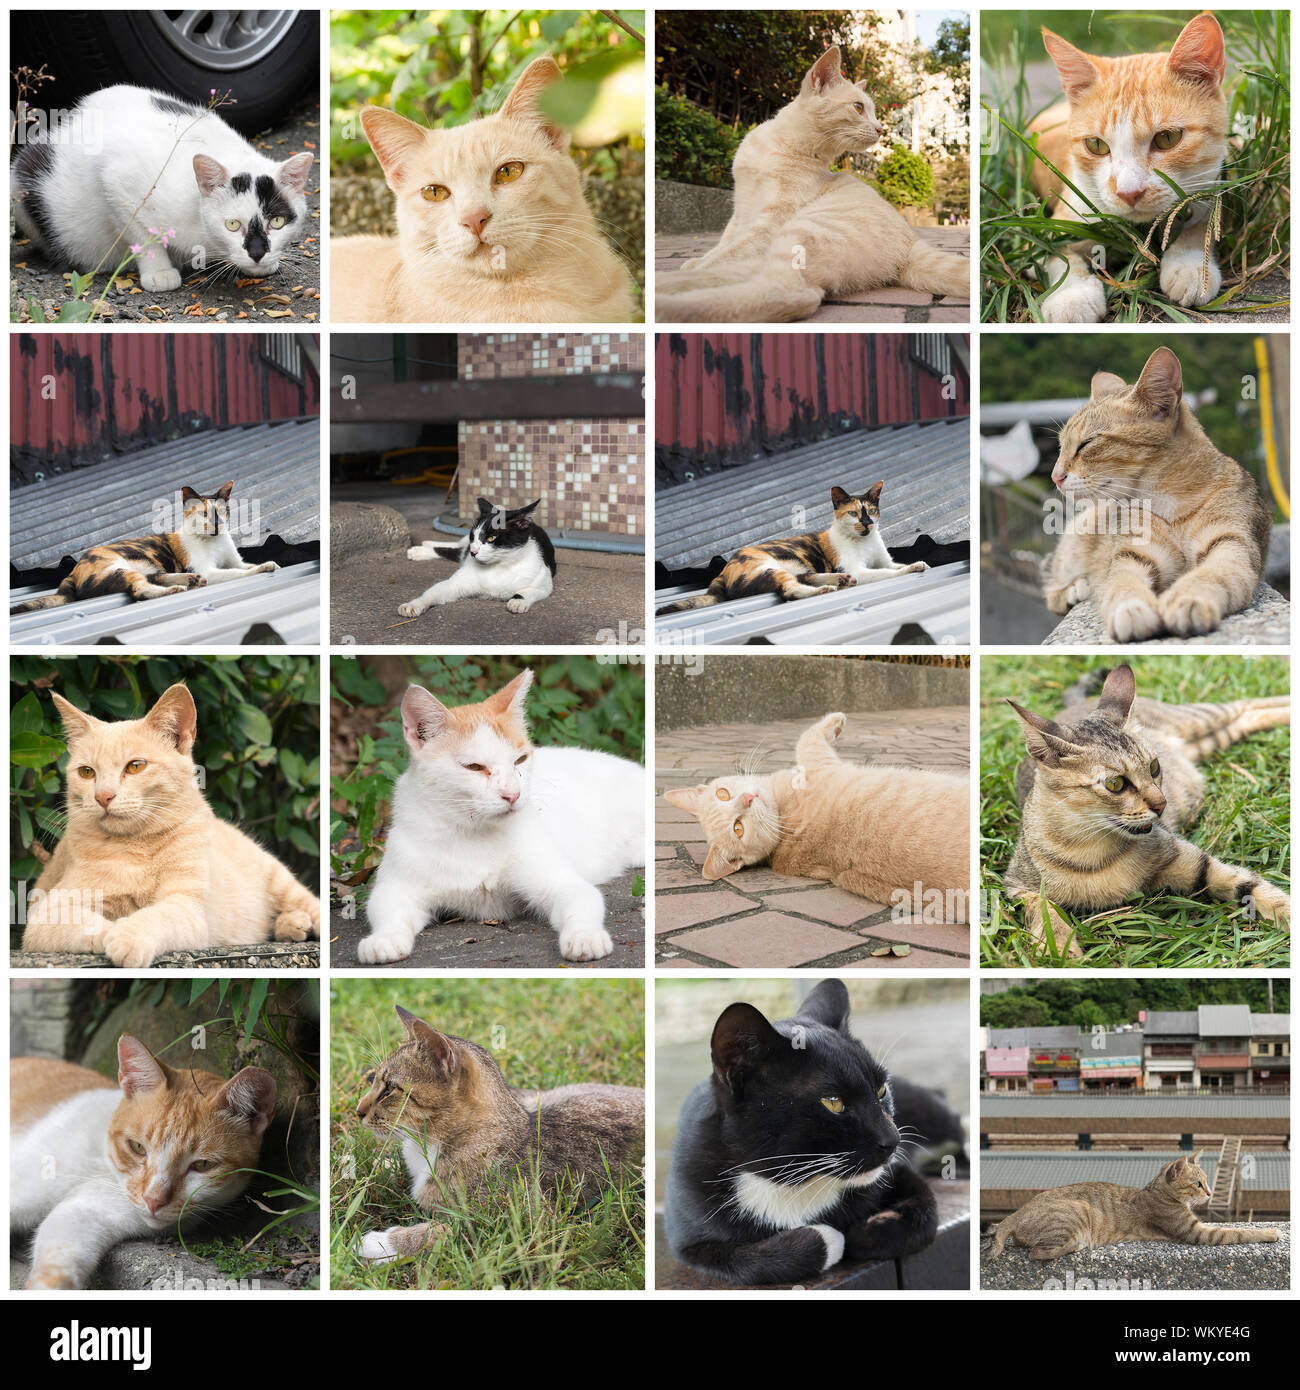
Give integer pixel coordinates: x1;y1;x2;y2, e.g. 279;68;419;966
1003;665;1290;955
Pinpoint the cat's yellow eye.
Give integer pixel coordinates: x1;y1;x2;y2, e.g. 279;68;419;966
716;787;731;801
853;102;865;114
128;1139;145;1156
821;1096;844;1114
268;214;287;229
421;184;451;202
733;818;744;838
1104;775;1125;793
1152;128;1183;151
877;1084;887;1099
1150;757;1160;777
124;760;147;775
224;218;241;231
494;161;524;184
190;1159;217;1173
76;766;95;781
1083;136;1110;156
463;762;488;774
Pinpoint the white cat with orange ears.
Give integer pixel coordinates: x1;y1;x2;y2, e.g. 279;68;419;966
358;670;644;965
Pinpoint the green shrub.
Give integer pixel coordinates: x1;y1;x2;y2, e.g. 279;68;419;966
875;145;936;209
654;87;744;188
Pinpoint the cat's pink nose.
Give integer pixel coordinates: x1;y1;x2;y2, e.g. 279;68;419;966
740;793;756;807
1051;466;1067;489
96;789;116;809
145;1190;169;1214
500;788;519;807
1116;187;1145;208
462;209;492;238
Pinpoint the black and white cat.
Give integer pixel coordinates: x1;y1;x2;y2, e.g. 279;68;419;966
11;85;313;291
664;978;953;1285
399;497;557;619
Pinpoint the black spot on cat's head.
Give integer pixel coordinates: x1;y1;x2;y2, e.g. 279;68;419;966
255;173;296;225
230;172;252;195
151;93;201;119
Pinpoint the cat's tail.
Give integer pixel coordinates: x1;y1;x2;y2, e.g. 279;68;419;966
896;240;971;300
10;593;70;614
656;592;722;616
988;1215;1016;1257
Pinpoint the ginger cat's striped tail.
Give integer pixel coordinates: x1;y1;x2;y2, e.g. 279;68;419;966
897;240;970;299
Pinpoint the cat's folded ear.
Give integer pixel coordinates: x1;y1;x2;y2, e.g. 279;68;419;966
484;669;534;722
401;684;450;752
802;46;844;95
702;844;743;881
50;691;99;744
1132;347;1183;419
1040;29;1100;102
1167;13;1226;87
360;106;429;192
794;978;852;1033
277;151;314;196
117;1035;168;1097
142;684;198;755
216;1068;278;1136
396;1005;460;1075
1006;699;1085;767
499;56;570;152
1095;664;1137;726
711;1002;782;1099
193;154;231;197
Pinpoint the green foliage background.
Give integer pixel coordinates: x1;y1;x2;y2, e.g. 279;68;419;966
10;656;321;917
981;977;1289;1030
330;654;644;889
876;145;936;208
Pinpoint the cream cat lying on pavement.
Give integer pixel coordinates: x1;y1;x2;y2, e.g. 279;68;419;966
332;56;634;323
359;670;644;964
11;1036;276;1289
12;85;313;292
21;684;321;967
666;712;969;917
656;46;969;322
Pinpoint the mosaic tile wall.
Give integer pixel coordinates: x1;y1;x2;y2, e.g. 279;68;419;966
457;334;644;537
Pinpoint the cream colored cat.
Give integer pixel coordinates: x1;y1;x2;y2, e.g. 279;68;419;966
656;46;968;323
331;56;634;323
665;711;969;918
20;683;321;967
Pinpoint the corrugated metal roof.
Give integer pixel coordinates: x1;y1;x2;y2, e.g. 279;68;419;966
983;1151;1291;1192
1199;1004;1254;1038
10;562;320;646
987;1027;1145;1054
11;417;320;569
983;1095;1288;1118
655;416;970;570
1251;1013;1291;1034
1144;1012;1200;1036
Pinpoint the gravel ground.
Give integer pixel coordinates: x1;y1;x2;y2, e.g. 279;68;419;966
10;93;321;324
980;1221;1289;1291
11;942;318;970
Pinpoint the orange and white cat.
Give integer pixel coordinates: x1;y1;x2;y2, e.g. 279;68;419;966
1028;13;1228;322
11;1036;276;1289
20;683;320;967
331;56;634;323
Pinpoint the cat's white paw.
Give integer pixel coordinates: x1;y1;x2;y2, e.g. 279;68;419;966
506;597;532;614
406;544;435;562
355;1229;402;1265
1040;275;1107;324
273;910;312;942
819;712;846;741
791;763;808;791
808;1223;846;1271
102;922;158;969
903;561;929;573
558;923;614;962
1242;881;1289;927
397;600;428;619
254;561;280;575
1107;596;1161;644
138;265;182;292
357;929;414;964
1160;251;1221;308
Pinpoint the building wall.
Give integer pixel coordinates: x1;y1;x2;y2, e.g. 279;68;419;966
457;333;644;537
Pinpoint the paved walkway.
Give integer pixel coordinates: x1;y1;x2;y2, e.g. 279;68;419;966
655;227;971;323
655;708;969;968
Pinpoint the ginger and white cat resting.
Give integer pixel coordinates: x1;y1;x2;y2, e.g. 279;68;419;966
357;670;644;965
331;56;635;323
656;46;969;323
21;684;321;967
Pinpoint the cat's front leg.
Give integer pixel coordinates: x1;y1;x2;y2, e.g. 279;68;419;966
1160;841;1289;927
505;578;552;615
843;1164;938;1263
22;857;113;955
1039;241;1107;324
1159;209;1221;308
1098;548;1174;643
102;894;208;968
678;1226;847;1284
355;1219;450;1265
199;563;278;584
358;872;430;963
794;712;846;774
1156;536;1258;637
1013;890;1083;959
397;573;475;619
514;851;612;962
132;240;183;293
26;1193;141;1290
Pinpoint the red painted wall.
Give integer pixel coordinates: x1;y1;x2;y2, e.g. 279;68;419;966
11;333;320;468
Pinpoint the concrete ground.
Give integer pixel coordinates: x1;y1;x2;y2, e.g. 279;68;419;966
330;869;645;970
655;708;970;968
11;93;321;324
655;227;971;323
11;1233;311;1291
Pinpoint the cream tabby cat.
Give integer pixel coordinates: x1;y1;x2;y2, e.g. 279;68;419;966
1028;14;1228;322
665;711;969;917
331;56;634;323
656;46;969;323
990;1151;1278;1261
11;1036;276;1289
1043;346;1271;642
21;683;321;967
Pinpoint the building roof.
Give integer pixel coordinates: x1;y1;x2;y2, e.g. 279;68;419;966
1251;1013;1291;1036
982;1151;1290;1193
983;1094;1288;1118
987;1027;1084;1050
1143;1011;1200;1036
1198;1004;1255;1038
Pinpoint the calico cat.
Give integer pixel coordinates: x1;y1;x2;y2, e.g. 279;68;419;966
20;683;321;967
1004;664;1290;956
990;1151;1278;1260
1027;14;1228;322
657;483;927;614
666;711;969;918
353;1005;644;1264
358;670;644;965
665;979;954;1285
331;56;634;324
400;497;557;619
1043;346;1270;642
11;1035;276;1289
11;86;313;292
656;46;968;323
11;482;278;613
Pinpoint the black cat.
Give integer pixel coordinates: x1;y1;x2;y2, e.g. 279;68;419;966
663;978;956;1285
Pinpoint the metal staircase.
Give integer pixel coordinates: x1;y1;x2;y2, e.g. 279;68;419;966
1207;1137;1242;1220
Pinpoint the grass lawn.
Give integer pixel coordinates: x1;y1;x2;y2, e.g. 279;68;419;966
980;11;1289;322
980;655;1290;968
329;977;645;1290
